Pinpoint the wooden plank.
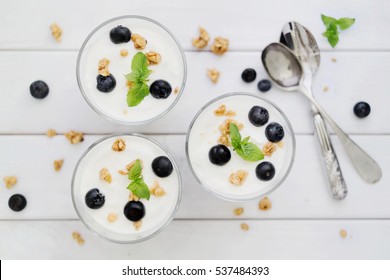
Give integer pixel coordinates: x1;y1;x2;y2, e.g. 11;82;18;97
0;51;389;134
0;219;389;259
0;135;388;219
0;0;389;51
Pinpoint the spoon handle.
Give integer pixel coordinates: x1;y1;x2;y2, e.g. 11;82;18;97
307;96;382;184
313;111;348;199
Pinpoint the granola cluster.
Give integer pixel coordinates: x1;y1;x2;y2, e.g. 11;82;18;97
98;58;110;76
233;207;244;216
339;229;347;238
218;118;243;146
262;142;277;157
192;27;210;49
72;232;85;245
4;176;17;189
240;223;249;231
53;159;64;172
214;104;236;117
258;197;272;211
46;129;57;138
119;159;143;175
229;170;248;186
207;68;220;84
99;168;112;183
146;51;161;65
112;138;126;152
131;34;147;49
65;131;84;144
129;193;140;201
150;180;166;197
120;49;129;57
211;37;229;55
50;23;62;42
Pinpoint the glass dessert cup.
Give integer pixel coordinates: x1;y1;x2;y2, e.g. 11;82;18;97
186;92;295;202
72;134;182;243
76;15;187;125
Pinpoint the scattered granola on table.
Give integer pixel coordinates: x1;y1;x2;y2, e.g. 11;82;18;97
211;36;229;55
192;27;210;49
234;207;244;216
65;130;84;144
50;23;62;42
323;85;329;92
4;176;17;189
207;68;220;84
46;129;57;138
53;159;64;172
72;231;85;245
339;229;347;238
259;196;272;211
240;223;249;231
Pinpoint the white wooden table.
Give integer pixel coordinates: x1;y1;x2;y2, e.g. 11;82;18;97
1;0;389;259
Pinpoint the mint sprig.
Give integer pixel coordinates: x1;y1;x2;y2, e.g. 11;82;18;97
127;159;150;200
229;123;264;162
125;52;152;107
321;14;355;48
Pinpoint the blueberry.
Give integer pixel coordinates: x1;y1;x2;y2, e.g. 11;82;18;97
152;156;173;177
256;162;275;181
30;80;49;99
149;80;172;99
241;68;257;83
8;194;27;212
109;25;131;44
96;74;116;93
124;201;145;222
248;106;269;127
354;102;371;118
85;188;105;209
209;144;231;166
265;122;284;143
257;79;272;92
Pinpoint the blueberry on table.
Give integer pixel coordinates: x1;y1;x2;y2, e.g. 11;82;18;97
265;122;284;143
248;106;269;127
209;144;231;166
257;79;272;92
85;188;105;209
256;162;275;181
30;80;49;99
149;80;172;99
109;25;131;44
241;68;257;83
96;74;116;93
8;194;27;212
354;102;371;118
124;201;145;222
152;156;173;177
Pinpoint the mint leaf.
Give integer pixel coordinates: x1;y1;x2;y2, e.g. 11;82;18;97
127;178;150;200
229;123;241;149
337;17;355;30
321;14;337;27
127;82;149;107
131;52;148;78
128;159;142;180
238;142;264;162
323;23;339;48
242;136;250;144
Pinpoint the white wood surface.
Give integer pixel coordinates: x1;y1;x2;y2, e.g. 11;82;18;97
0;0;389;259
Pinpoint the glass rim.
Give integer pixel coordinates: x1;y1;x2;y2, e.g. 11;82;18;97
71;133;182;244
185;92;296;202
76;15;187;125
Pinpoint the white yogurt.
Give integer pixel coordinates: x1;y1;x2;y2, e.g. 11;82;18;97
72;135;181;243
77;16;186;124
187;93;295;201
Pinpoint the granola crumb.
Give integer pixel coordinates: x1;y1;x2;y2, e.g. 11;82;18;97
112;138;126;152
129;193;140;201
53;159;64;172
323;85;329;92
99;168;112;184
218;135;230;146
262;142;277;157
120;49;129;57
207;68;220;84
174;87;180;94
46;129;57;138
150;180;167;197
240;223;249;231
339;229;347;238
229;170;248;186
133;220;142;230
214;105;236;117
72;231;85;245
4;176;17;189
50;23;62;42
192;27;210;49
219;118;243;136
276;141;284;148
233;207;244;216
211;36;229;55
107;212;118;223
98;58;110;76
126;159;143;171
331;57;337;63
259;197;272;211
131;34;147;49
123;109;128;115
118;169;129;175
225;110;236;117
146;51;161;65
65;131;84;144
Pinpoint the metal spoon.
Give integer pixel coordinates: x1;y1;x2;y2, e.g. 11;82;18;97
261;42;382;184
280;21;347;199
